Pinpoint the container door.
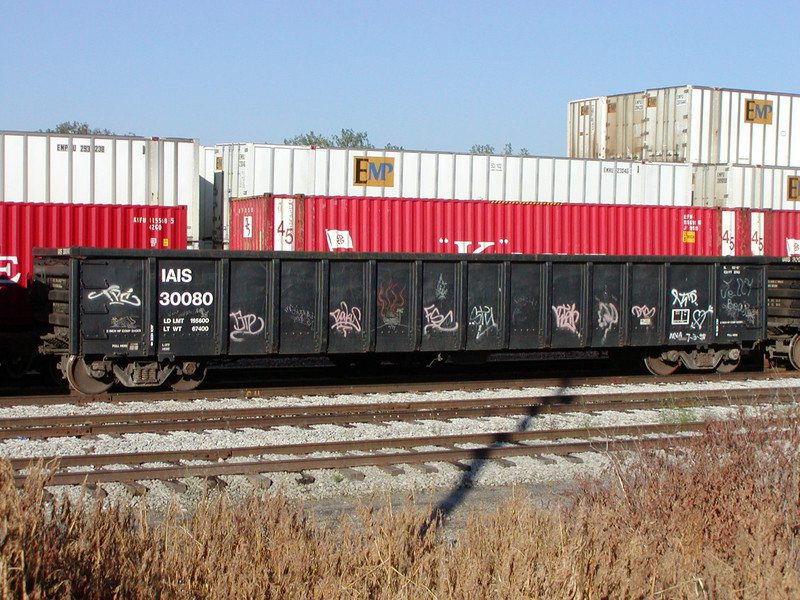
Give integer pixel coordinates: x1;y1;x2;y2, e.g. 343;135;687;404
157;260;221;357
279;260;324;354
420;261;462;352
550;263;587;348
508;262;544;349
590;264;623;347
666;264;713;345
716;265;763;342
375;261;416;353
228;260;271;355
628;264;661;346
466;262;504;351
79;258;149;357
328;261;370;353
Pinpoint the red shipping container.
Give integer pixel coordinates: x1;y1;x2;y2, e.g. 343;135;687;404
765;210;800;256
230;195;722;256
0;202;187;286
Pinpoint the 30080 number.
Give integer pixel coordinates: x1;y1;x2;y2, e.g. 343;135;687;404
159;291;214;306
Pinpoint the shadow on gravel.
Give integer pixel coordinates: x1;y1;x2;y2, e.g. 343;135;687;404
420;376;578;538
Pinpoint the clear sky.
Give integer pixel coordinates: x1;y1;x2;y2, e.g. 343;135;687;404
3;0;799;156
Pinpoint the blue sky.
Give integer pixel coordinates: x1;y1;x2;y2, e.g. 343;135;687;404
2;0;799;156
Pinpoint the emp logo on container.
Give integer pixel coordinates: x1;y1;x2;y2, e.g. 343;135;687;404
744;99;773;124
788;177;800;202
353;157;394;187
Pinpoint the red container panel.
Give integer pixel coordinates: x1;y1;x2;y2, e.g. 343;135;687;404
0;202;187;286
765;210;800;256
231;195;722;256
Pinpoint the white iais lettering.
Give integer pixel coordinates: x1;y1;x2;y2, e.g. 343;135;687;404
160;268;193;283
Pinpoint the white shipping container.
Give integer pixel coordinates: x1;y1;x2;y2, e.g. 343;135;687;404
568;86;800;167
0;131;202;245
202;143;692;244
693;164;800;210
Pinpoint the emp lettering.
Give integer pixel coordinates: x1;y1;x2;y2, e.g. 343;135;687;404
788;177;800;202
353;157;394;187
744;99;773;124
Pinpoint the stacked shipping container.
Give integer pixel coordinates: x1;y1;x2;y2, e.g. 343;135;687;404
229;194;794;257
0;131;204;246
0;203;187;286
203;143;693;245
567;86;800;166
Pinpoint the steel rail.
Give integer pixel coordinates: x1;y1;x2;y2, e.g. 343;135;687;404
0;386;791;440
12;422;707;486
0;368;790;408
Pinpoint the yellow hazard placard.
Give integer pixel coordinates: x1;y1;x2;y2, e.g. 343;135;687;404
683;231;696;243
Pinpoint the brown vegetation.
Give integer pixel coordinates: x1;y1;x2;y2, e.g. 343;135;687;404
2;409;800;599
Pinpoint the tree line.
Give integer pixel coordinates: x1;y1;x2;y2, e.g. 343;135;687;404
41;123;529;155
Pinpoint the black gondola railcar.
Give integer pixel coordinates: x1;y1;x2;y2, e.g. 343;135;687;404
33;247;771;394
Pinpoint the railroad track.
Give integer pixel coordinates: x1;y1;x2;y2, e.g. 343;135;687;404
0;367;791;408
12;421;706;487
5;383;798;490
0;385;794;440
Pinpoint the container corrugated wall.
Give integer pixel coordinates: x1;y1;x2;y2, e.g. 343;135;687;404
568;86;800;167
230;195;719;256
693;164;800;210
206;143;693;244
0;202;187;285
0;131;202;245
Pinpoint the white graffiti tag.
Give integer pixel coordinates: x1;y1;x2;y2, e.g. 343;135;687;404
552;303;580;334
671;289;698;308
87;285;142;306
597;302;619;342
631;305;656;325
423;305;459;335
230;311;265;342
330;302;362;337
469;305;498;340
691;305;714;330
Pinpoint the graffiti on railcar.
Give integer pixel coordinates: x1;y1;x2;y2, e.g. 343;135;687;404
469;305;498;340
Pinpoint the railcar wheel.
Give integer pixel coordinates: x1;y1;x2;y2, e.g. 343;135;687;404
715;353;741;374
167;362;207;391
644;355;680;376
65;356;114;395
789;335;800;371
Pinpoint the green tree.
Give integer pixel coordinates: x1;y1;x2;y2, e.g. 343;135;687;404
331;128;374;149
42;121;118;135
519;147;530;156
384;143;404;150
470;144;495;155
283;131;332;147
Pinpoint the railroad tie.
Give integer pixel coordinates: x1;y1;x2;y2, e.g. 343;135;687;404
376;465;405;476
163;480;188;494
409;463;439;474
203;475;227;491
81;483;107;499
296;472;315;485
337;468;366;482
245;474;273;490
121;482;148;496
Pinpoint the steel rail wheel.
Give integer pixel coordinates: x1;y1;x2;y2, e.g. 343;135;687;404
644;355;680;376
65;356;114;395
166;363;207;391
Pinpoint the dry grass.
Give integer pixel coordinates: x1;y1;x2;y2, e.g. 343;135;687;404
3;409;800;599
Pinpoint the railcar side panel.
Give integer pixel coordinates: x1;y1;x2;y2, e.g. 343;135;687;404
375;261;417;353
36;250;771;373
